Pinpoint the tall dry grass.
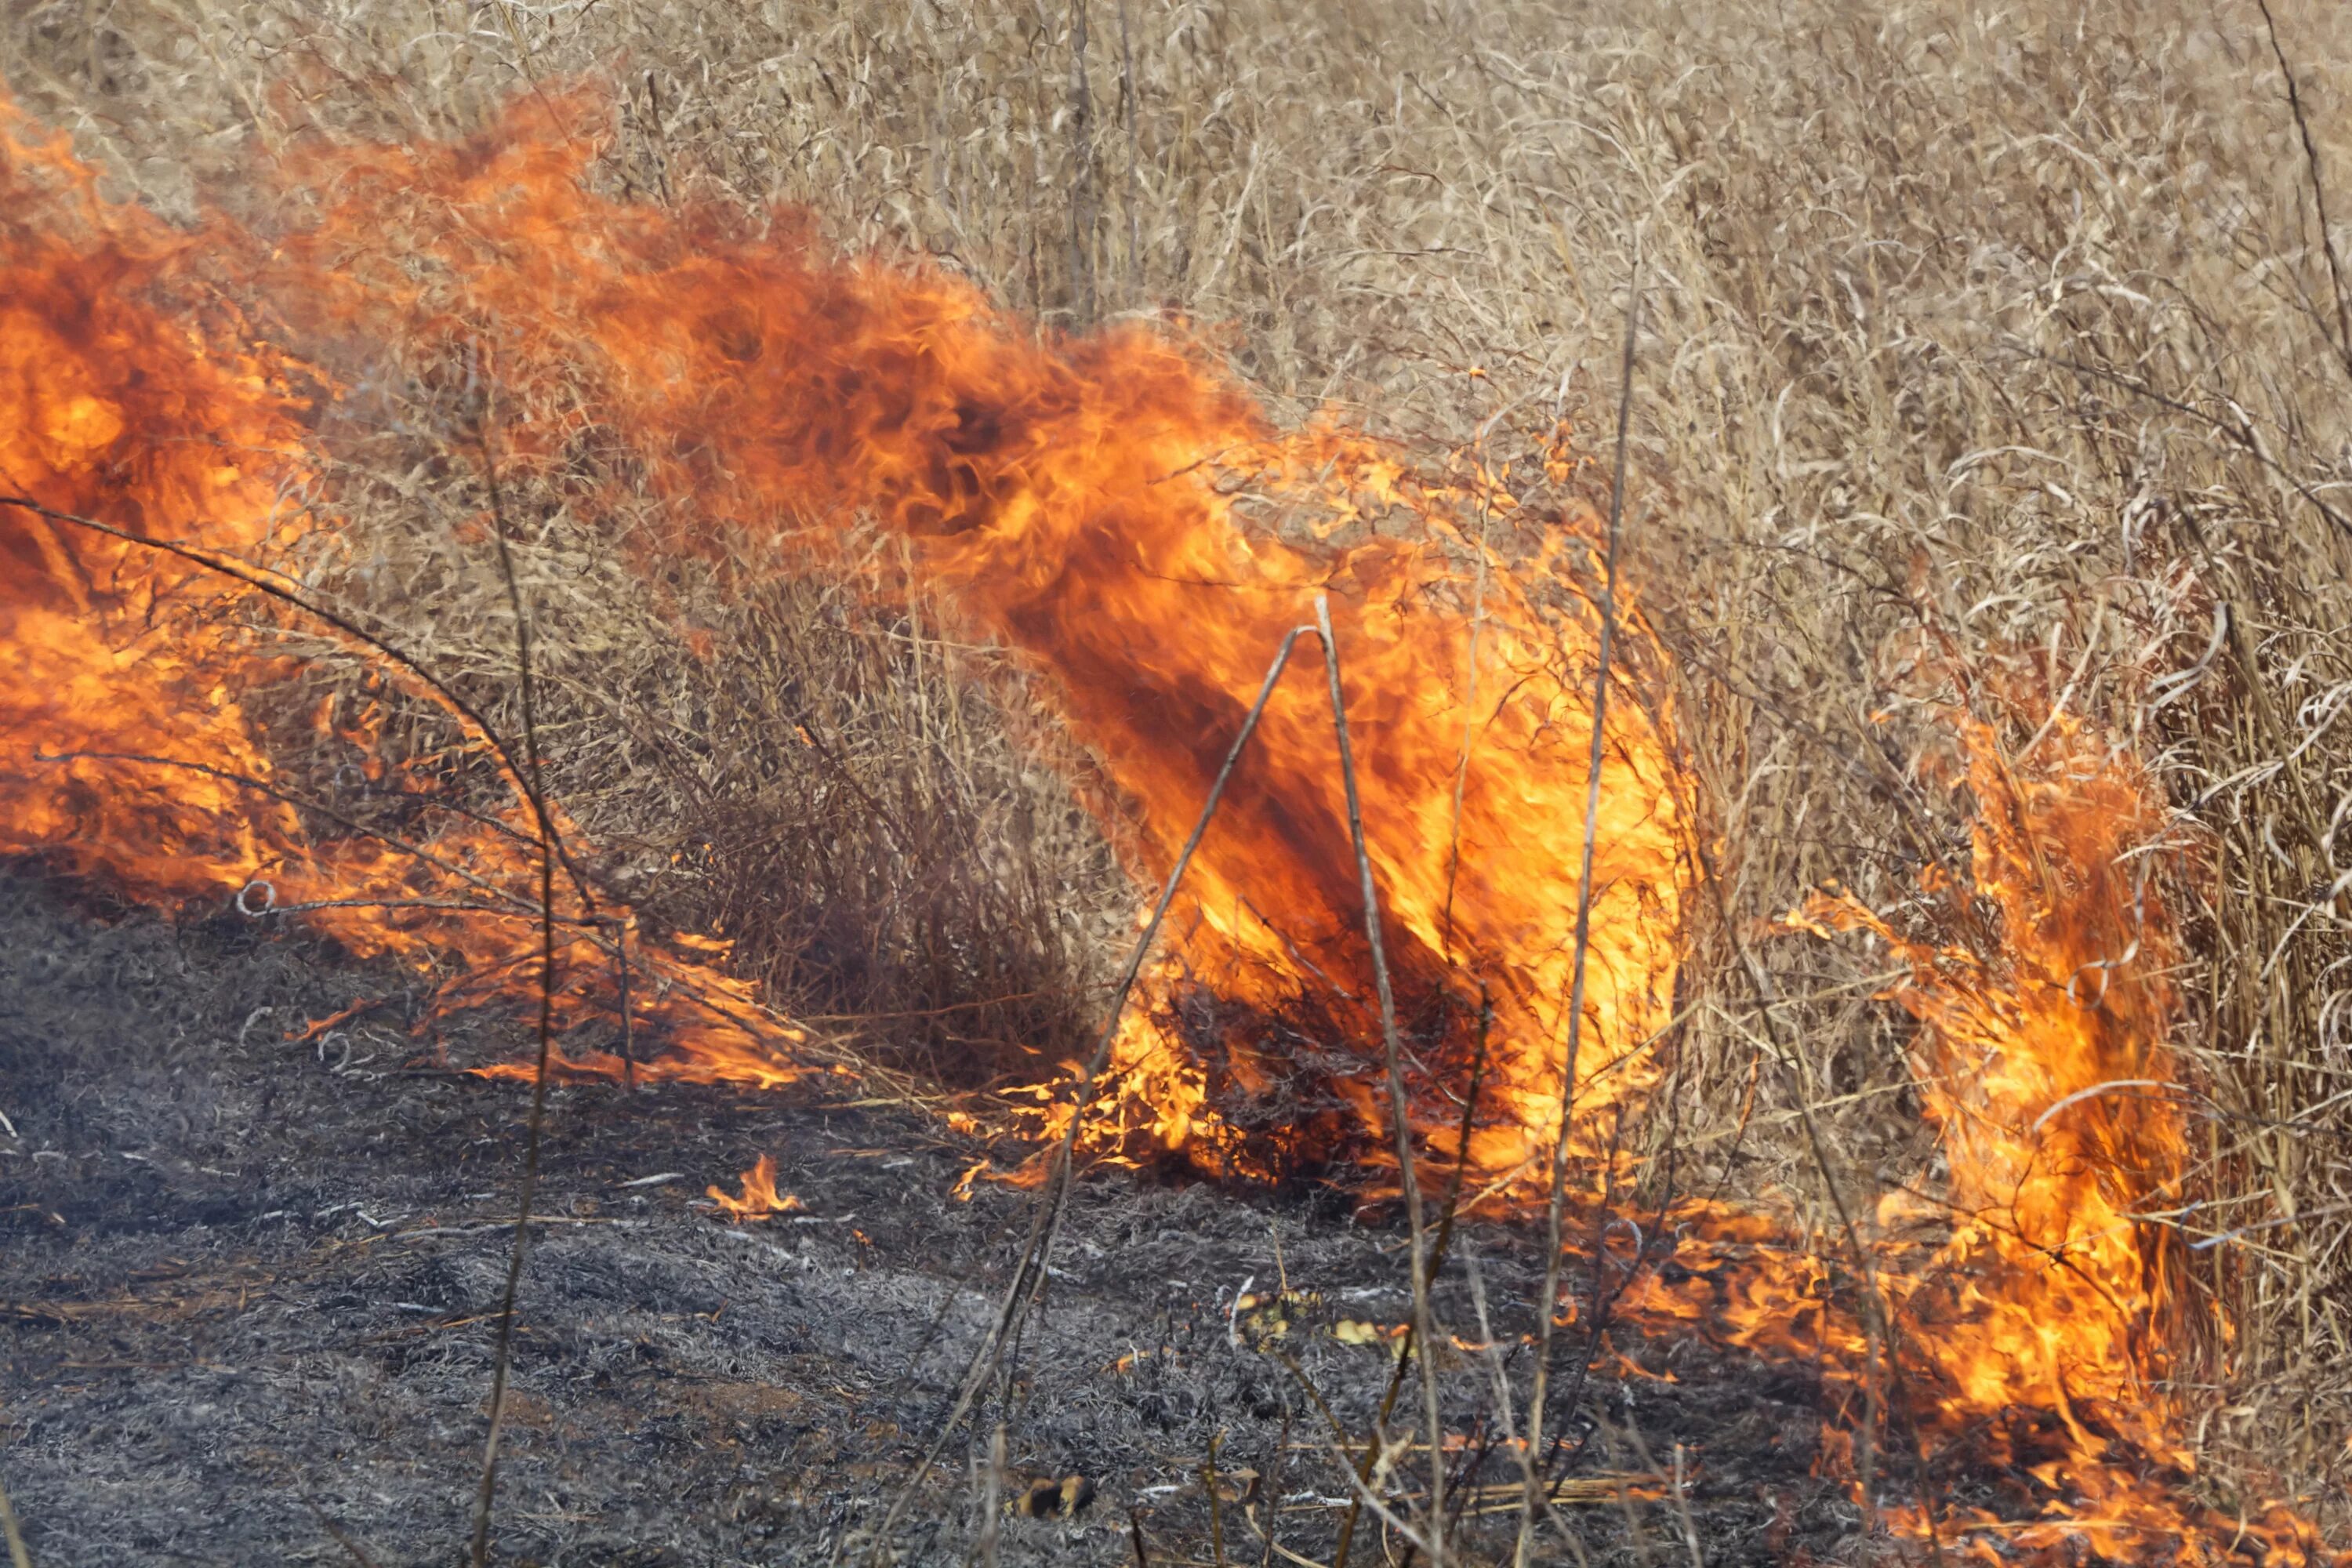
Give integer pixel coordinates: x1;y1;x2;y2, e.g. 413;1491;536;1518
9;0;2352;1528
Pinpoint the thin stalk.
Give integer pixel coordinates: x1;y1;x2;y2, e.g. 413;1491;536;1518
614;916;636;1092
1439;477;1497;960
977;1425;1005;1568
1334;996;1490;1568
1204;1430;1229;1567
1258;1401;1293;1568
1065;0;1099;325
297;1493;381;1568
2256;0;2352;381
1116;0;1142;301
1519;262;1640;1567
1316;591;1445;1567
467;426;561;1568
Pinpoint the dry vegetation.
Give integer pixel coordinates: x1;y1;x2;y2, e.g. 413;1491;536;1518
9;0;2352;1548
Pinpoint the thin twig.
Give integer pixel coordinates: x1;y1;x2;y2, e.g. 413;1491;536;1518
1259;1401;1294;1568
1439;475;1499;960
466;419;564;1568
978;1424;1006;1568
1520;260;1641;1566
614;916;636;1092
1331;996;1490;1568
1065;0;1099;325
863;624;1321;1563
1116;0;1142;301
2256;0;2352;381
297;1493;381;1568
1315;592;1446;1567
1205;1430;1230;1567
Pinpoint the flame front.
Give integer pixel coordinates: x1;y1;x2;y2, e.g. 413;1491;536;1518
5;86;2342;1563
0;100;801;1087
1;100;308;906
242;91;1685;1178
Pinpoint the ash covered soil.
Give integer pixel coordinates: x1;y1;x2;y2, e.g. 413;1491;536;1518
0;866;1854;1566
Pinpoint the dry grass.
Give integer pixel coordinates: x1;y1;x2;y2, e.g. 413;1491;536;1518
9;0;2352;1535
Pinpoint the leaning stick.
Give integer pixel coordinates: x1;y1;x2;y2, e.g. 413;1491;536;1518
1519;260;1642;1566
864;622;1323;1563
0;1468;30;1568
1314;592;1447;1567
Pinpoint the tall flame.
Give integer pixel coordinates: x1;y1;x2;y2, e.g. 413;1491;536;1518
1;100;309;905
1790;718;2335;1563
243;90;1685;1178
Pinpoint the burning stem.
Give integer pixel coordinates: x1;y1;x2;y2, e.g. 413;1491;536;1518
1520;260;1642;1567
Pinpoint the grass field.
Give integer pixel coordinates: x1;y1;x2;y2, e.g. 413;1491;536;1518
6;0;2352;1559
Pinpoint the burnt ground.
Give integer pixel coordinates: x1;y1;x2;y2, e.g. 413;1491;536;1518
0;863;1859;1566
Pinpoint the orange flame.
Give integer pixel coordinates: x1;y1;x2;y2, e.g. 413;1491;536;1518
6;85;2342;1561
0;98;802;1085
236;89;1685;1180
1784;717;2336;1563
707;1155;800;1221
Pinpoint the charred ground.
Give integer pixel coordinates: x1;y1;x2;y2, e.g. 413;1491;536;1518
0;864;1849;1566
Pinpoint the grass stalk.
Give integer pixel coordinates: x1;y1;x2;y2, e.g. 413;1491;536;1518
0;1471;30;1568
1314;590;1446;1566
466;418;563;1568
1518;260;1640;1567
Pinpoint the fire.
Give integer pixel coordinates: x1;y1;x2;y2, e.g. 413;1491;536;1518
707;1155;800;1221
0;99;802;1087
1730;714;2336;1563
1823;719;2198;1549
236;89;1686;1181
5;84;2343;1561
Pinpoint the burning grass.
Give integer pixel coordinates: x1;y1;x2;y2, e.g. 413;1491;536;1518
6;0;2352;1562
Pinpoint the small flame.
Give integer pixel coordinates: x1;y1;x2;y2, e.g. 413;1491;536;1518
706;1155;800;1222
